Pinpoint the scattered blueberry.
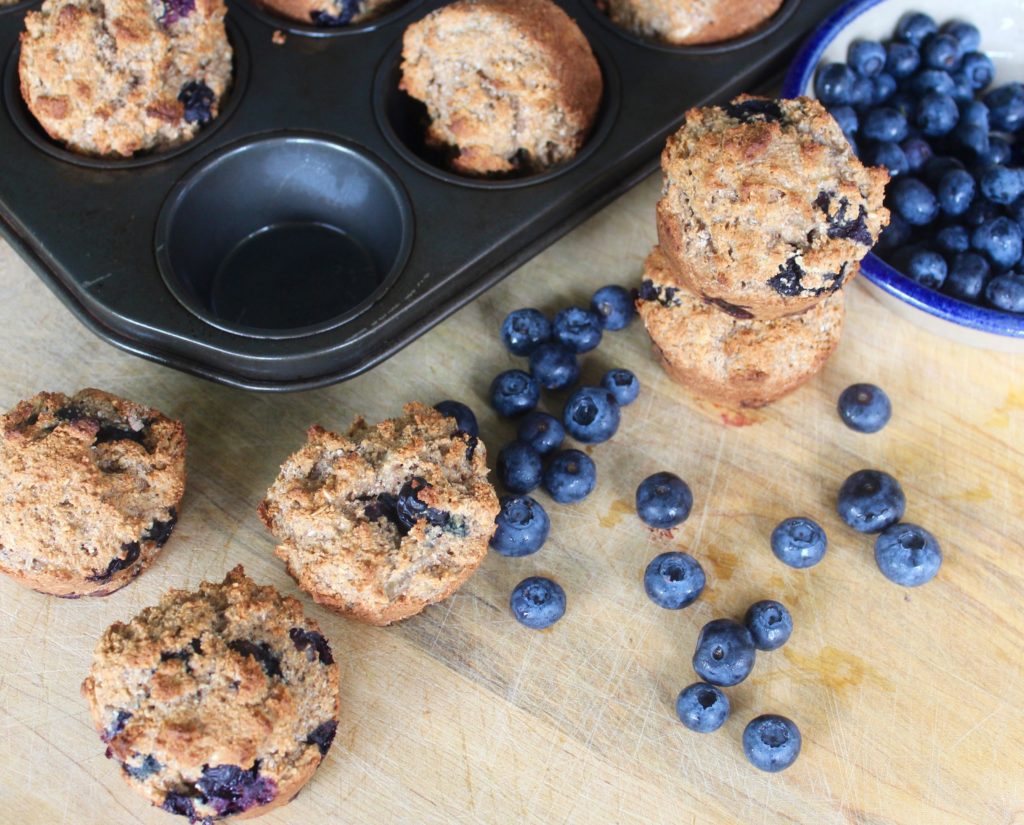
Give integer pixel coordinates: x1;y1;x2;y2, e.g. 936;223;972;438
743;715;802;772
490;370;540;418
601;368;639;406
490;495;550;557
836;469;906;534
985;272;1024;312
635;472;692;530
542;449;597;504
510;576;566;629
837;383;892;433
960;51;994;90
770;517;827;569
529;342;580;390
517;411;565;455
501;308;550;355
562;386;620;444
591;285;635;330
178;80;215;126
692;619;756;687
744;600;793;651
675;683;730;734
643;552;705;610
815;63;857;106
874;523;943;586
552;306;603;353
497;441;543;494
848;40;886;77
984;83;1024;132
434;400;478;437
896;12;937;47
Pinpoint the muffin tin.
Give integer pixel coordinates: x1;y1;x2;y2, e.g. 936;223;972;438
0;0;838;390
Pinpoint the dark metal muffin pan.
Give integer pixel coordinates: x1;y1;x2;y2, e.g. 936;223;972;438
0;0;840;390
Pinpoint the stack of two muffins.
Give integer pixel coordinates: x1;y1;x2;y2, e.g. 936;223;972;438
638;96;890;409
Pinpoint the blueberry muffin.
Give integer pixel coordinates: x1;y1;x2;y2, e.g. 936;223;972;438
19;0;232;157
638;246;846;408
0;389;186;597
259;403;500;625
598;0;783;45
258;0;398;27
81;566;340;822
400;0;603;175
657;95;888;319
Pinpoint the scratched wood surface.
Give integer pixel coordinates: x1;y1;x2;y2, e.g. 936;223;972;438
0;173;1022;825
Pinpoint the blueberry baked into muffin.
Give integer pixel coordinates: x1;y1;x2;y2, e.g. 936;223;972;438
81;566;340;822
258;0;399;27
598;0;783;46
0;389;186;597
19;0;232;157
657;95;889;319
259;402;500;625
399;0;603;175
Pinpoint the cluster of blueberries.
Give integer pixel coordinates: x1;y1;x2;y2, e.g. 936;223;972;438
814;13;1024;312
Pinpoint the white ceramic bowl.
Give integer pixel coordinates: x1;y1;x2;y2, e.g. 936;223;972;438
782;0;1024;352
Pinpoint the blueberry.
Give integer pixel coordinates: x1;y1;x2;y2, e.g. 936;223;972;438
305;720;338;756
643;551;705;609
288;628;334;664
815;63;856;106
915;93;959;137
908;69;956;98
692;619;756;687
985;136;1014;167
1009;197;1024;229
836;469;906;534
848;40;886;77
984;83;1024;132
922;33;962;72
885;41;920;79
395;477;449;530
770;517;827;569
875;213;911;254
896;12;937;46
972;217;1024;270
850;77;874;110
887;91;916;119
980;166;1024;205
936;169;975;216
958;99;989;128
874;523;942;586
837;383;892;433
562;386;620;444
591;285;636;330
161;0;195;24
675;683;730;734
542;449;596;504
743;715;802;772
941;21;981;52
123;754;162;781
517;411;565;455
552;306;603;353
963;198;1001;227
601;368;639;406
902;247;948;289
744;600;793;651
490;370;540;418
490;495;550;557
960;52;995;90
510;576;565;629
944;252;990;301
935;224;970;254
901;137;932;172
529;342;580;390
949;71;975;102
871;73;897;105
862;107;908;142
178;80;215;126
923;155;965;185
227;641;282;679
500;308;550;355
196;763;277;816
952;123;990;161
890;178;938;226
497;441;543;494
985;272;1024;312
867;141;908;176
829;105;858;136
635;471;692;530
433;400;478;437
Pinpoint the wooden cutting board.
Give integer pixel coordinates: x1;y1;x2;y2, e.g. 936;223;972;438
1;174;1021;825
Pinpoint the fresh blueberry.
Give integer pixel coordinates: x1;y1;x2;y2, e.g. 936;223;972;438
692;619;756;687
829;105;858;136
489;370;540;418
501;308;550;355
936;169;975;216
867;141;908;176
848;40;886;77
923;155;965;185
635;472;693;530
862;107;908;142
922;33;962;72
887;91;916;120
510;576;565;629
837;383;892;433
552;306;603;353
643;552;705;609
601;369;639;406
985;136;1014;167
836;469;906;534
979;166;1024;205
890;178;938;226
944;252;991;301
591;285;636;330
497;441;543;494
935;224;970;254
951;71;974;104
885;41;920;79
433;400;478;437
984;83;1024;132
542;449;597;504
517;411;565;455
178;81;215;126
529;342;580;390
960;52;995;90
985;272;1024;312
743;715;802;772
963;198;1001;227
815;63;856;106
875;213;911;254
972;217;1023;270
675;683;730;734
490;495;550;557
958;99;989;129
952;123;990;161
871;73;897;105
915;93;959;137
941;21;981;52
874;523;942;586
898;248;947;289
850;77;874;109
908;69;956;98
896;12;937;46
562;386;620;444
770;517;827;569
901;137;932;172
744;600;793;651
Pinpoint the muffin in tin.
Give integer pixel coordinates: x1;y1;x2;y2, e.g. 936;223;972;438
598;0;784;45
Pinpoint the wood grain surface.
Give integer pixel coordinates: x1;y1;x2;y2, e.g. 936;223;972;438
1;174;1022;825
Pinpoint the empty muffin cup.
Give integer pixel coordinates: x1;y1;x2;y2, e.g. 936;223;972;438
155;133;413;338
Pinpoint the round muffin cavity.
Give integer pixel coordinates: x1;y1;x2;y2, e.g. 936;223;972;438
18;0;233;157
637;246;847;408
258;402;500;625
399;0;603;176
598;0;783;45
0;388;186;597
657;95;889;319
81;566;340;822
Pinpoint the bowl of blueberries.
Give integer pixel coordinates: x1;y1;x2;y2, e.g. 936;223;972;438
783;0;1024;352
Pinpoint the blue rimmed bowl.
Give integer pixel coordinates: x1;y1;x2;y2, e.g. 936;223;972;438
782;0;1024;353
